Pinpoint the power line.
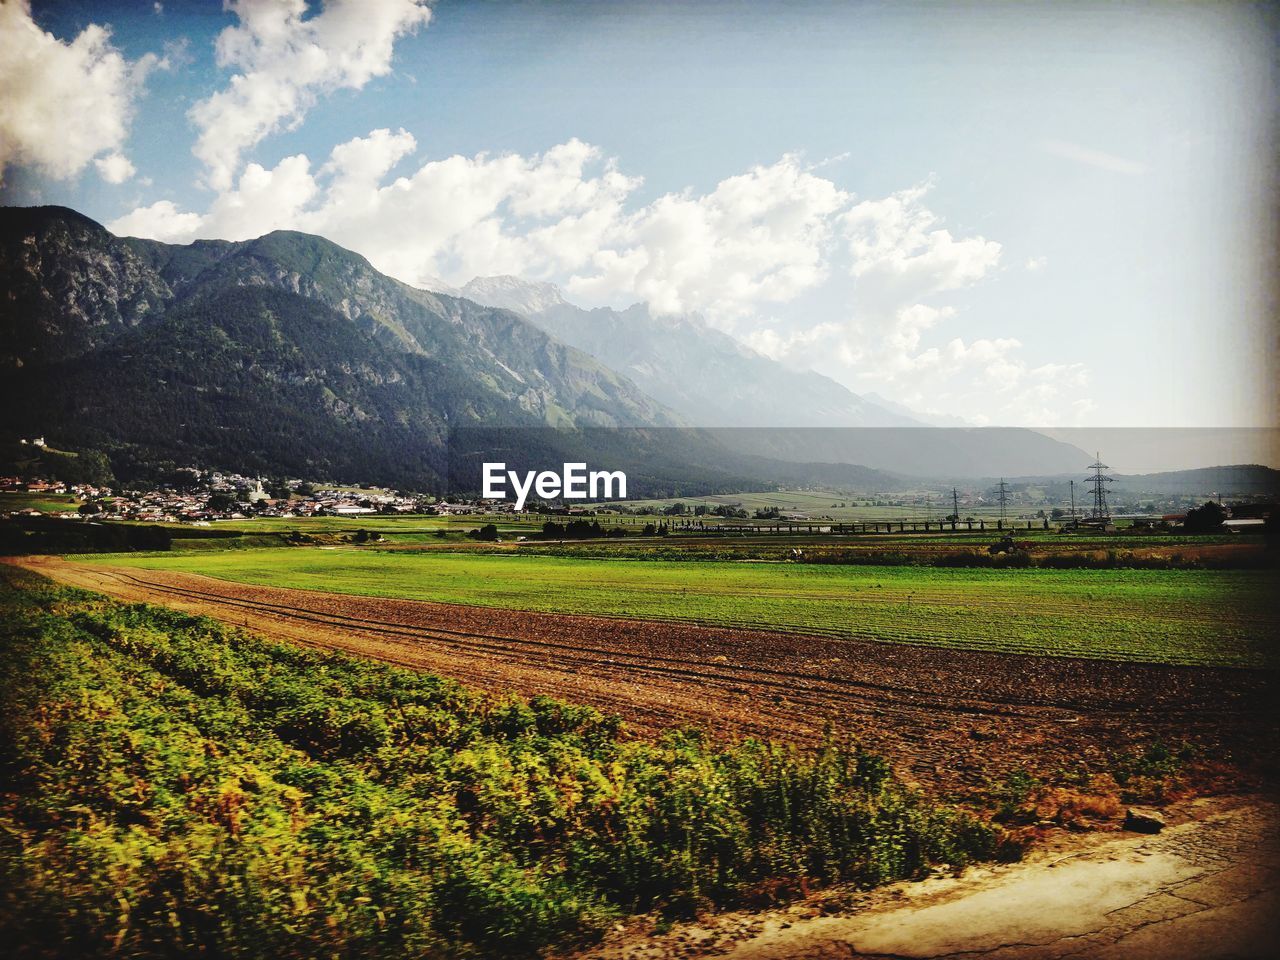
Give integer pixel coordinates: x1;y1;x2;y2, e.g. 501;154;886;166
997;478;1009;522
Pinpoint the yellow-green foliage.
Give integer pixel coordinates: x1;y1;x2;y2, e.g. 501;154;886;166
0;569;999;958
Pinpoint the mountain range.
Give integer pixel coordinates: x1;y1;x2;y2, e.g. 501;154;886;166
1;207;694;489
454;275;1096;477
456;276;918;429
2;205;1103;491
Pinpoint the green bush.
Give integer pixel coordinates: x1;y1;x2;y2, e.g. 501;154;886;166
0;568;1003;958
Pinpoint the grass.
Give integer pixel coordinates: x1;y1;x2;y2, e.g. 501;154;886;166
601;489;1011;519
85;548;1279;667
139;514;458;534
0;491;81;513
0;568;1001;958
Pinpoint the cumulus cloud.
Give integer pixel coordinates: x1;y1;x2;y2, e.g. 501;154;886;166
843;180;1003;302
190;0;432;190
93;153;136;184
0;0;157;183
568;155;848;322
110;199;205;242
109;135;843;327
750;181;1091;425
113;133;637;285
743;321;843;363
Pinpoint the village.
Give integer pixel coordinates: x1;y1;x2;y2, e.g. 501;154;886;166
1;471;449;523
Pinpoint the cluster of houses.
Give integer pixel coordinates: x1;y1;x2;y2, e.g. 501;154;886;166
0;463;593;522
1;476;110;501
1;471;442;523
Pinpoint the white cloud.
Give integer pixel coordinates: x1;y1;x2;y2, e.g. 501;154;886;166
190;0;431;190
110;199;205;242
109;135;843;329
807;151;851;171
109;134;625;280
568;154;848;323
207;154;320;239
93;152;135;184
750;180;1091;425
1025;255;1048;272
744;321;843;361
0;0;157;183
1040;139;1146;176
843;180;1003;298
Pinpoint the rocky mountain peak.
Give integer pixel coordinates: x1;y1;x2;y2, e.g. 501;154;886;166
461;275;568;316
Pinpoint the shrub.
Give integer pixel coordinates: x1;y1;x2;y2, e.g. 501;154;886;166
0;568;1005;958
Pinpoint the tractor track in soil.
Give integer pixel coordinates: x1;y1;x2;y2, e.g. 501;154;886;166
12;556;1277;791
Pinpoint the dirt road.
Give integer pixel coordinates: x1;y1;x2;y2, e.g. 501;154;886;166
566;796;1280;960
15;556;1276;792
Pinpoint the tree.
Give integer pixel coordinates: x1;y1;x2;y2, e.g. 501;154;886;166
207;492;237;513
164;468;201;492
1183;501;1226;533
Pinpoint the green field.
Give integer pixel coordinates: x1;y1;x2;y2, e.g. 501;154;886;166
148;514;457;534
603;489;1021;521
90;549;1279;667
0;490;81;513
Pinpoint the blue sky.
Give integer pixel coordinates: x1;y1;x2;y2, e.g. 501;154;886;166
2;0;1275;431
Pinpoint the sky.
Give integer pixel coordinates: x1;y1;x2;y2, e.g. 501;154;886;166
1;0;1276;433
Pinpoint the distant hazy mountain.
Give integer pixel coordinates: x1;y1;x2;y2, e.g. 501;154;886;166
1110;465;1280;496
860;392;974;428
458;276;918;428
456;275;1103;478
708;427;1096;480
461;275;572;318
0;207;680;488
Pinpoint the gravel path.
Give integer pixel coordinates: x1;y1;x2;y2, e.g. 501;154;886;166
567;796;1280;960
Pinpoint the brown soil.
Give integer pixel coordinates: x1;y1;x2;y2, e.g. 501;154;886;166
13;556;1278;793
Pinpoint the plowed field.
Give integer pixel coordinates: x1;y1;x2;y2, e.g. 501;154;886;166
74;549;1280;665
15;556;1277;793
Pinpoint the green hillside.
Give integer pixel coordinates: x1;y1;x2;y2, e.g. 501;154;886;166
0;207;680;490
